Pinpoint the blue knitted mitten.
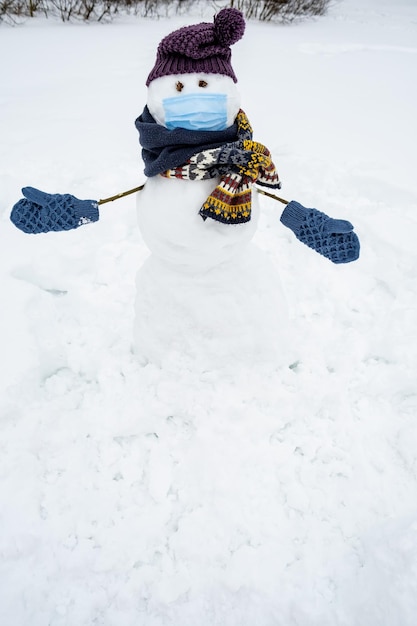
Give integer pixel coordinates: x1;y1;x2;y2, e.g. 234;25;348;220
280;200;360;264
10;187;99;234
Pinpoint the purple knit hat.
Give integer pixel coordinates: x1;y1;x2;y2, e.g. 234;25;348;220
146;8;245;86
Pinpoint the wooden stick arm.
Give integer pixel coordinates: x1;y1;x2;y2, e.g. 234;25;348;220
98;184;145;205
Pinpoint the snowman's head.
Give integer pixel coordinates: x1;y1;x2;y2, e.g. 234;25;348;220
147;73;241;131
146;8;245;131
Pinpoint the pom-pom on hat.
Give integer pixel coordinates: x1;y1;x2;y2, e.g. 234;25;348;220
146;8;245;86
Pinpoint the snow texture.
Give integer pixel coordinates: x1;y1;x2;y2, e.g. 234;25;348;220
1;0;417;624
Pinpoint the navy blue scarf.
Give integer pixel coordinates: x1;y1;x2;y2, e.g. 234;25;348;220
134;106;239;177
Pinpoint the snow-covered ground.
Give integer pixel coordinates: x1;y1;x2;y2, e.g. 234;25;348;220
1;1;417;624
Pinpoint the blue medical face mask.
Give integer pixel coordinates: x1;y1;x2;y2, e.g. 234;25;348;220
162;92;228;131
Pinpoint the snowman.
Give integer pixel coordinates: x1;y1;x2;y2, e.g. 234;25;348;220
10;7;359;370
132;8;290;370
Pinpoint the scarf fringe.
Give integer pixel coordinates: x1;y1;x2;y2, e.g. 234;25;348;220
199;175;252;223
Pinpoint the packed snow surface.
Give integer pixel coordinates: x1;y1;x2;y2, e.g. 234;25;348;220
1;1;417;624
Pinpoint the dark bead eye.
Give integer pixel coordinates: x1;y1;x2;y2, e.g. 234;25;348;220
199;80;208;88
176;81;184;92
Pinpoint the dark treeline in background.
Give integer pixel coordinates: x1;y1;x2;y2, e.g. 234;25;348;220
1;0;331;23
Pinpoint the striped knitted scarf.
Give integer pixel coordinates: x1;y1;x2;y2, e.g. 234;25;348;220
161;110;280;224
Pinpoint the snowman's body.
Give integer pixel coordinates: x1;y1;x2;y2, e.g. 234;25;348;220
134;68;289;369
137;174;260;272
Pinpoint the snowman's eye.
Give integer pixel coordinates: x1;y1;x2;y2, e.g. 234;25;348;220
176;81;184;92
199;80;208;88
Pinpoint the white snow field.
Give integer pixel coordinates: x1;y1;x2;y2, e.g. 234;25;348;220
1;0;417;624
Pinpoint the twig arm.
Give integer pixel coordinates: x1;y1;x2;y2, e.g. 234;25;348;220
98;184;145;206
254;185;289;205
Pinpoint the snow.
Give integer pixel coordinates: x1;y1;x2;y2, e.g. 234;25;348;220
1;0;417;624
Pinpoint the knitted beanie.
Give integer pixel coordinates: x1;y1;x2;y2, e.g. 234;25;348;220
146;8;245;86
